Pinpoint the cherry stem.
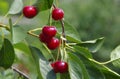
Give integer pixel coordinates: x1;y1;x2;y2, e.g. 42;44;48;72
52;4;67;61
27;28;42;37
48;7;52;26
13;14;23;26
60;20;66;39
11;66;30;79
53;4;56;8
0;23;10;30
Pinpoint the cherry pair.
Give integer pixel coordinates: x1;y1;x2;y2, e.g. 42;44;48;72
39;26;59;50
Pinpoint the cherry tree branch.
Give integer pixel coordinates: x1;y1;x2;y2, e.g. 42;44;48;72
11;66;30;79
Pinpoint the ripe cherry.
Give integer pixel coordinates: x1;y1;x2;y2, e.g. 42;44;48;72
23;6;38;18
51;61;68;73
52;8;64;20
47;38;59;50
39;33;51;43
42;26;57;38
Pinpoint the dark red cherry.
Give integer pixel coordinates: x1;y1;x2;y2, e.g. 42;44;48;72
23;6;38;18
47;38;59;50
52;8;64;20
42;26;57;38
39;33;51;43
52;61;68;73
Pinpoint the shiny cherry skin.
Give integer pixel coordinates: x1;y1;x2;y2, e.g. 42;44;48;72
52;61;68;73
42;26;57;38
52;8;64;20
47;38;59;50
39;33;51;43
23;6;38;18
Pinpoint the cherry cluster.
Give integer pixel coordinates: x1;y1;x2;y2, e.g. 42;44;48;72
22;5;68;73
39;26;59;50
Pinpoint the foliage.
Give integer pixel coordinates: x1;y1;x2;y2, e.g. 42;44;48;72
0;0;120;79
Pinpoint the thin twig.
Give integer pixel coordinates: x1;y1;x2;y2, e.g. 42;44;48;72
52;4;56;8
60;20;65;38
27;28;42;37
11;66;30;79
13;14;23;26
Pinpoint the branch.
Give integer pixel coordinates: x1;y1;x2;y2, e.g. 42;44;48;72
11;66;30;79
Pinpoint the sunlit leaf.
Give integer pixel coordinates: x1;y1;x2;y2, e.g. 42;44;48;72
8;0;23;14
77;37;104;53
0;1;9;14
110;45;120;68
0;38;15;69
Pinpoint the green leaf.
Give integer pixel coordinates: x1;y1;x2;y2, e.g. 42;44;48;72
0;34;3;49
71;46;105;79
8;0;23;14
77;37;104;53
89;58;120;78
0;1;9;14
30;46;56;79
68;52;90;79
13;25;27;44
0;38;15;69
14;41;31;54
110;45;120;68
60;73;70;79
34;0;54;12
73;46;93;58
102;70;120;79
87;65;105;79
53;21;81;43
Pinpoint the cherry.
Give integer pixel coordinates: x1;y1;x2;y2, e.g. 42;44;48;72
51;61;68;73
23;6;38;18
52;8;64;20
42;26;57;38
47;38;59;50
39;33;51;43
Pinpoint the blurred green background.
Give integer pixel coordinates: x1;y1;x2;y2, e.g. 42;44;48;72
0;0;120;65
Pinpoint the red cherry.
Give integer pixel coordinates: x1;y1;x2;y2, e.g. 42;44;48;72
39;33;52;43
23;6;38;18
47;38;59;50
52;8;64;20
42;26;57;38
52;61;68;73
